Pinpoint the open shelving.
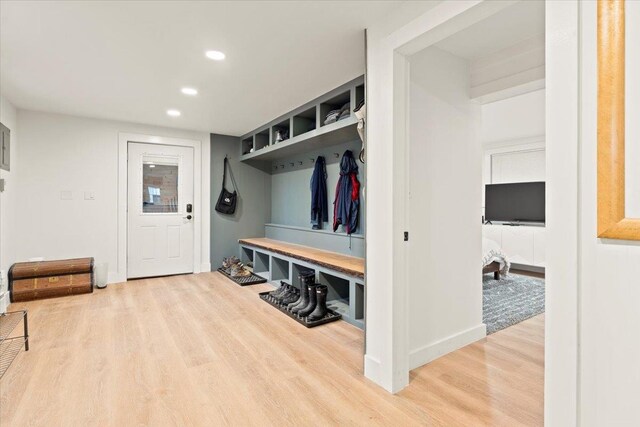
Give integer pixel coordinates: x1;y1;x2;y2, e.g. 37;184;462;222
239;76;364;171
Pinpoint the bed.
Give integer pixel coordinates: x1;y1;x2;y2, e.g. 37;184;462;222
482;237;510;280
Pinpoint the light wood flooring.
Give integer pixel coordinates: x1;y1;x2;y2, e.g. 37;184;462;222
0;272;543;426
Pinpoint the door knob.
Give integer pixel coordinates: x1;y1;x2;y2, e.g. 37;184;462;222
184;215;192;220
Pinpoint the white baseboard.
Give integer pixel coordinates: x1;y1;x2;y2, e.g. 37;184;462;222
0;291;9;313
364;354;409;394
364;354;387;390
409;323;487;370
200;262;212;272
107;272;127;284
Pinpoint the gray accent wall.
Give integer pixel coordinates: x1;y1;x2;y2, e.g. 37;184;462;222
265;224;364;257
270;139;365;234
210;134;271;269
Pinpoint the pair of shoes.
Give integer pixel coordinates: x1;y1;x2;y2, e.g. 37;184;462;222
288;271;315;314
280;286;300;306
222;256;240;269
272;283;299;306
297;284;329;321
230;263;251;277
270;282;291;303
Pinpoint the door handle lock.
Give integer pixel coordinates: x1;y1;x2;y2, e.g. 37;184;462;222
184;215;193;220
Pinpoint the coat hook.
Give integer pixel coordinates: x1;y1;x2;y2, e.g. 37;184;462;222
274;165;278;170
298;161;303;165
280;164;284;169
334;152;339;158
310;158;315;162
290;162;295;167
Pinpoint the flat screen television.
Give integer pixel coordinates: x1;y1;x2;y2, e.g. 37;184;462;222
485;182;545;223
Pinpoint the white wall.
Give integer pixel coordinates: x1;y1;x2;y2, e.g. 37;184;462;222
578;2;640;425
481;89;545;145
14;110;210;283
0;96;18;311
407;46;484;369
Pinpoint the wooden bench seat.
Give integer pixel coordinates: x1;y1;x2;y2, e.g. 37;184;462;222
238;238;364;279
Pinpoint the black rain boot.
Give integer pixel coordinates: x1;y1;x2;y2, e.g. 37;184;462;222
289;271;314;312
308;285;328;321
297;284;317;318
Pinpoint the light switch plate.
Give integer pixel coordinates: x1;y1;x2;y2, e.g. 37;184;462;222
84;191;95;200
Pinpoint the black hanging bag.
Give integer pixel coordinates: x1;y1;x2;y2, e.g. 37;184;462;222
215;157;238;215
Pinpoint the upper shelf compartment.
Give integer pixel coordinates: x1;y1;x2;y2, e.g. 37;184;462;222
239;76;364;170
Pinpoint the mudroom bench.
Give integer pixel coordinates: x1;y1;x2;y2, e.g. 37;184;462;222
238;238;365;329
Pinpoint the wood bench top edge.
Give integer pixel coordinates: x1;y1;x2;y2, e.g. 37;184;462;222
238;237;364;279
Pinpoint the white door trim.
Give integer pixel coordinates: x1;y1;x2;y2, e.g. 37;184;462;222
366;0;521;394
117;132;203;283
366;3;580;422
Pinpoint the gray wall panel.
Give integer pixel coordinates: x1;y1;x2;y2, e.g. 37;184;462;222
270;139;365;233
265;224;364;258
210;134;272;268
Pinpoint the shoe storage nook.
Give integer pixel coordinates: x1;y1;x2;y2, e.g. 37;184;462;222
239;240;365;329
220;75;366;330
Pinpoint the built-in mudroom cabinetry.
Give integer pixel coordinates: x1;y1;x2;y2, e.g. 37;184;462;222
216;76;366;330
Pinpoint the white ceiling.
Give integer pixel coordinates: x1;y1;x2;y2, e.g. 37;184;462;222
0;1;401;135
434;0;545;61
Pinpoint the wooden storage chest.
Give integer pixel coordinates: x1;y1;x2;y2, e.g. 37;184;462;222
9;258;94;302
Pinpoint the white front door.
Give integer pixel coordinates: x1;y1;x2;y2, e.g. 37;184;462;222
127;142;194;279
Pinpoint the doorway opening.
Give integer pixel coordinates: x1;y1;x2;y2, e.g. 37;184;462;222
399;0;546;421
117;133;204;282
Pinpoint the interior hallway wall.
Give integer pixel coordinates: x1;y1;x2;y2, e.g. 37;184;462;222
209;134;271;269
480;89;545;145
14;110;210;283
407;46;484;369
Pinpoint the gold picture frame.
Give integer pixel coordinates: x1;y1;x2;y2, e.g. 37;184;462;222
598;0;640;240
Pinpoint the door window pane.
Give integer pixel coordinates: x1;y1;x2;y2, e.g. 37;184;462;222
143;161;178;213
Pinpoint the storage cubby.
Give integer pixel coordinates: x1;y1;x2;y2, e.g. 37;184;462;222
271;257;290;282
272;119;290;144
292;263;315;290
292;106;317;137
320;91;351;127
238;76;363;167
318;272;350;317
255;129;270;151
242;136;254;155
240;246;254;264
254;251;270;277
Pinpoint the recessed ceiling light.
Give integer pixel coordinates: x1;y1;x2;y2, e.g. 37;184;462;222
167;109;181;117
205;50;226;61
149;164;156;168
181;87;198;96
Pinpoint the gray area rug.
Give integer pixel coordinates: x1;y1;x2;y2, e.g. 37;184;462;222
483;273;545;334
